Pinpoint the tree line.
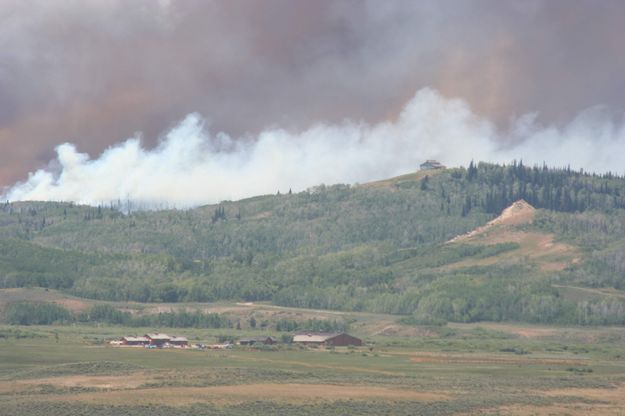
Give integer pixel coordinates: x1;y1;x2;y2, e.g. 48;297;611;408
2;302;232;328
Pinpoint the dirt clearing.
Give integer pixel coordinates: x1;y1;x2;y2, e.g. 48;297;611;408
448;200;536;243
17;373;150;389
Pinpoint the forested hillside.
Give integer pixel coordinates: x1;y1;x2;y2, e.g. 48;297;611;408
2;161;625;325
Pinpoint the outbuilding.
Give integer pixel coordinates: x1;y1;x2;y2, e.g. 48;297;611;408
292;332;362;347
169;336;189;347
239;336;278;346
121;336;150;346
145;333;171;347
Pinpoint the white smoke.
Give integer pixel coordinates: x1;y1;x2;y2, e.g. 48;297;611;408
5;88;625;208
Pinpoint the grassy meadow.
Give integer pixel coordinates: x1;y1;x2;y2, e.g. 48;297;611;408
1;320;625;415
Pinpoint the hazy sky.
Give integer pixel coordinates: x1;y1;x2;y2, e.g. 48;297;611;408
2;0;625;205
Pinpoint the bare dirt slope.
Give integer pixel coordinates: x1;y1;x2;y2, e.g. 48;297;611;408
447;200;578;272
449;200;536;243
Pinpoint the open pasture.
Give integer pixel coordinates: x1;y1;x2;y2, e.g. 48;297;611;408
1;324;625;415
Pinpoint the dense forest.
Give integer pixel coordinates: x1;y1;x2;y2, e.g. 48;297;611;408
2;161;625;325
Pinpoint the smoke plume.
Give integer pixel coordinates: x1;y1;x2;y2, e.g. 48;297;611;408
2;1;625;189
5;88;625;208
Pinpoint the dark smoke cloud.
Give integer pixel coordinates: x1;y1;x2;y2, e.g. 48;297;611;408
1;0;625;190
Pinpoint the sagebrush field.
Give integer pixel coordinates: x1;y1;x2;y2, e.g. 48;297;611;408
1;317;625;415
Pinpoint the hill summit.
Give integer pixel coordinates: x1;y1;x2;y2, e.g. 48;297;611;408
492;199;536;225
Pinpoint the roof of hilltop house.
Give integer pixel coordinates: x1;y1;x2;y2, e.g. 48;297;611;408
169;336;188;342
420;159;445;169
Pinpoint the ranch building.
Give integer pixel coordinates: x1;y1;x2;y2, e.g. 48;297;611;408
121;336;149;346
292;332;363;347
145;333;171;347
169;336;189;347
239;336;278;346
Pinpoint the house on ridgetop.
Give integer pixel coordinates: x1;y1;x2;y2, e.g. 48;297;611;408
420;160;445;170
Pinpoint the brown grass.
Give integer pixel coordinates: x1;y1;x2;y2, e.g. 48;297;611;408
17;373;150;389
53;298;91;312
0;373;152;395
370;324;438;337
360;169;441;189
409;352;589;366
235;355;403;377
542;383;625;402
510;327;557;338
449;321;559;339
27;383;447;406
0;288;91;312
492;383;625;415
491;403;625;416
449;231;578;272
